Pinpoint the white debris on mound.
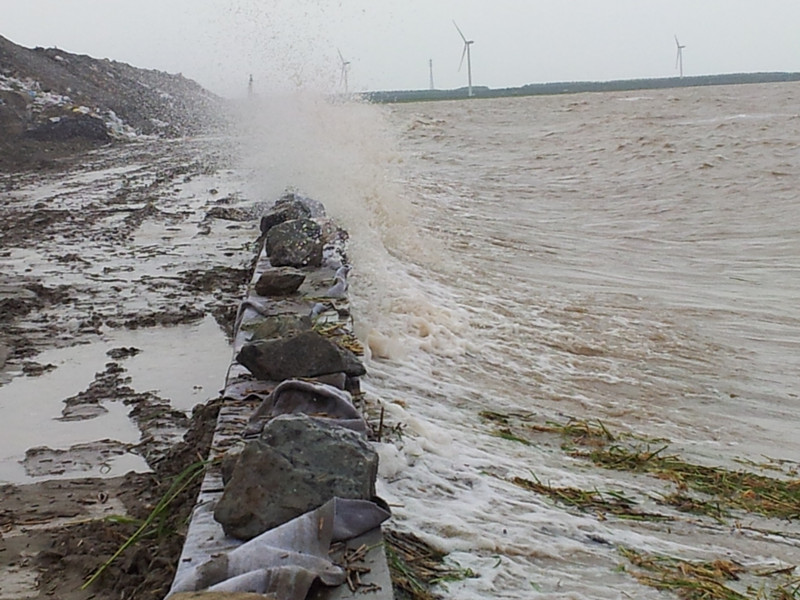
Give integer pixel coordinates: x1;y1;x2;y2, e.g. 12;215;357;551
0;72;152;140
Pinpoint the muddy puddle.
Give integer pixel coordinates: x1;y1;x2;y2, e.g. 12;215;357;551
0;315;230;483
0;138;256;485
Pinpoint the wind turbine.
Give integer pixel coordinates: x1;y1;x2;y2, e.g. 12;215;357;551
453;20;474;97
674;35;685;78
338;49;350;93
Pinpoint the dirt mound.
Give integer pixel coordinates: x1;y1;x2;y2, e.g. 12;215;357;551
0;33;226;171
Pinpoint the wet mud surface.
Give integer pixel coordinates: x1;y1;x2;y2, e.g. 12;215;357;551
0;139;256;599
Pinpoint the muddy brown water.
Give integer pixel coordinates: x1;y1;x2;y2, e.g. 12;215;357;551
335;82;800;599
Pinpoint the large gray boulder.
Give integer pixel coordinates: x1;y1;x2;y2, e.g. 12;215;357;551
236;330;366;381
254;266;306;296
264;219;322;268
259;192;326;235
244;314;312;342
213;414;378;540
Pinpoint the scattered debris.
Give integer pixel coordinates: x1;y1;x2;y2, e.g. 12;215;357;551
384;529;476;600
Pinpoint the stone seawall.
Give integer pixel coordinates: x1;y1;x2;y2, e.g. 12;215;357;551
168;194;393;599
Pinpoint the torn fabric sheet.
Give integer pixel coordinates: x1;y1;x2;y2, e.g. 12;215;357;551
168;497;390;600
246;378;366;435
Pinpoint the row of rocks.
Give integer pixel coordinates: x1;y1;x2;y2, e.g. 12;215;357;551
171;194;392;600
213;193;378;542
169;193;390;599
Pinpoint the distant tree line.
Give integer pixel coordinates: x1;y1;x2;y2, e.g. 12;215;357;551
363;72;800;104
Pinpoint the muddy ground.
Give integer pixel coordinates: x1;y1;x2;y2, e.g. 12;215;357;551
0;138;260;600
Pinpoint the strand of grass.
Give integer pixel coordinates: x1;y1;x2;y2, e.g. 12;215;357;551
493;428;532;446
81;458;211;590
596;420;616;442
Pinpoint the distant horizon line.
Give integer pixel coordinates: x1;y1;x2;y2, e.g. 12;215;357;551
361;71;800;102
370;70;800;94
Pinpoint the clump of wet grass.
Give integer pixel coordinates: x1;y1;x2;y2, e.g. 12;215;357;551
581;443;800;520
481;412;638;451
620;547;749;600
480;412;800;522
385;529;476;600
510;475;672;522
619;547;800;600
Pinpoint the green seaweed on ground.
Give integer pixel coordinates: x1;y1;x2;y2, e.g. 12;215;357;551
385;529;476;600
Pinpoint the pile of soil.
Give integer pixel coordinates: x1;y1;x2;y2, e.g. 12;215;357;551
0;33;226;172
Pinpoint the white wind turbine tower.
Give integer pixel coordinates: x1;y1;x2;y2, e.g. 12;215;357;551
453;20;474;97
338;49;351;93
674;35;686;78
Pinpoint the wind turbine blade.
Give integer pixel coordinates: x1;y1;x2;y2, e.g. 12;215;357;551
453;20;467;43
674;35;680;48
459;44;467;71
338;48;345;64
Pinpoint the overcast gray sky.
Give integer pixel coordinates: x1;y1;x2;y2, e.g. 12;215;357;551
3;1;799;97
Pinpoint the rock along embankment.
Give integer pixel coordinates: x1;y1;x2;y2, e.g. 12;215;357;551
168;193;393;600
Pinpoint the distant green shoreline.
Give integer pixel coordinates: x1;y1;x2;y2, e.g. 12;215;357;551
363;71;800;103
